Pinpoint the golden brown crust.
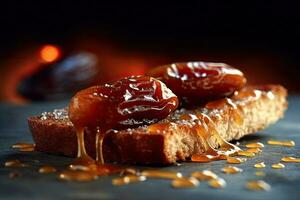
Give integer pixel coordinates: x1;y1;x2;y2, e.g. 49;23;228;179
28;85;287;164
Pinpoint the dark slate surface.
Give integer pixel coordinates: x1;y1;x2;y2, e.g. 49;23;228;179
0;97;300;200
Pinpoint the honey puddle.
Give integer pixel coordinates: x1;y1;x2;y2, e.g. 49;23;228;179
281;157;300;163
267;140;295;147
246;180;271;191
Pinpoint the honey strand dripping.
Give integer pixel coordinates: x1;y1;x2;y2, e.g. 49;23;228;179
70;127;95;169
281;156;300;163
95;128;105;164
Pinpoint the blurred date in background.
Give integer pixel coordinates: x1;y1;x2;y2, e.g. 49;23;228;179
0;1;299;103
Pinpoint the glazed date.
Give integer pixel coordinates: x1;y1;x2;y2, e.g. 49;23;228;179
146;62;246;105
69;76;179;130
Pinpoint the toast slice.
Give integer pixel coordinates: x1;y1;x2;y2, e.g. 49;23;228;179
28;85;287;164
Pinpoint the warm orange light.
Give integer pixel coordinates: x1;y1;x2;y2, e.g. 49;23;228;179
40;45;60;63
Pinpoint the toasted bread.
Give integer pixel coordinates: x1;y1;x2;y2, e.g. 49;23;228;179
28;85;287;164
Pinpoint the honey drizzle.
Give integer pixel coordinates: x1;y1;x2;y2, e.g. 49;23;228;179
188;113;240;163
267;140;295;147
281;156;300;163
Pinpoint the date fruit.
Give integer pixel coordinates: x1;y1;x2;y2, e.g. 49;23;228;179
69;76;179;131
146;62;246;105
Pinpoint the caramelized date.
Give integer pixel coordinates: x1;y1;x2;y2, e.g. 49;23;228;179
146;62;246;105
69;76;179;131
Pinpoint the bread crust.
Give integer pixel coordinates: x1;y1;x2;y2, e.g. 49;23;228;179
28;85;287;164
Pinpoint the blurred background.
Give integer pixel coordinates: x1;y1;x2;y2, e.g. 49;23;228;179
0;1;299;103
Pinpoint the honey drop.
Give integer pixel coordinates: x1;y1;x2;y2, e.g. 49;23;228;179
281;156;300;163
39;166;57;174
58;170;98;182
267;140;295;147
191;170;218;181
227;156;247;164
208;178;226;189
237;151;255;157
254;162;266;168
4;160;27;168
112;175;146;186
221;166;243;174
255;171;266;177
141;170;182;179
171;177;199;188
245;142;264;148
271;163;285;169
246;180;271;191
